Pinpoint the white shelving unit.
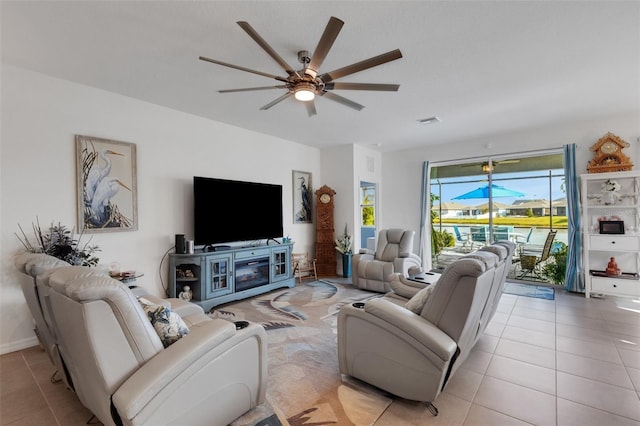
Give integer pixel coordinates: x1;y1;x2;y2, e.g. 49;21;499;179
581;170;640;299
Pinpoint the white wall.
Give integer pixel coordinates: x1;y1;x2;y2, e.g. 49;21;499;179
0;65;320;353
354;145;382;244
321;145;355;275
320;145;383;274
382;113;640;254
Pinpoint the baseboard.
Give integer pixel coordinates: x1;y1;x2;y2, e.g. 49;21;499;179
0;336;39;355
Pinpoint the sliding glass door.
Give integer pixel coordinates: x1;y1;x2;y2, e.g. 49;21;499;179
429;151;567;284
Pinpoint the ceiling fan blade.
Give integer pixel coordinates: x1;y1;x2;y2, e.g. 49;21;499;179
305;100;317;117
319;49;403;83
237;21;300;77
219;85;287;93
199;56;288;82
306;16;344;78
321;91;365;111
260;92;293;110
325;82;400;91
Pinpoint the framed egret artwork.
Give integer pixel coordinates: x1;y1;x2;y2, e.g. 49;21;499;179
76;135;138;233
292;170;312;224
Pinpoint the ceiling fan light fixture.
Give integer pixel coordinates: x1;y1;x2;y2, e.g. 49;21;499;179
294;82;316;101
482;162;494;173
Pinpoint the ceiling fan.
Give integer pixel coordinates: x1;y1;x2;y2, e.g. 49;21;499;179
463;160;521;173
199;16;402;117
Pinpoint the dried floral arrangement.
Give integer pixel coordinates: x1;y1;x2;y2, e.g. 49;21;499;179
16;218;100;267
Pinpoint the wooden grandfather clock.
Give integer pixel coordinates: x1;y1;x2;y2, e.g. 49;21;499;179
315;185;337;276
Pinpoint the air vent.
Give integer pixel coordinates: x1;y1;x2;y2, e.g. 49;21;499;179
367;156;375;173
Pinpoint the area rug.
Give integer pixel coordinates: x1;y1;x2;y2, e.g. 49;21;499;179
210;280;391;426
231;396;283;426
503;282;555;300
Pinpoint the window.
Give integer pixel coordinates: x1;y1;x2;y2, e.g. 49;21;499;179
361;185;375;226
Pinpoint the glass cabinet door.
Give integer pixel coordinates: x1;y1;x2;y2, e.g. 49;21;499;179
271;247;290;282
206;254;233;299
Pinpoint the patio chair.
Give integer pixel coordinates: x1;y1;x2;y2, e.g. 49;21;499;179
453;226;472;251
515;227;535;245
492;226;513;242
517;230;557;279
470;225;488;247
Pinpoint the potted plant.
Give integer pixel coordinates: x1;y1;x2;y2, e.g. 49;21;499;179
335;225;353;278
542;242;567;285
16;218;100;266
430;193;456;256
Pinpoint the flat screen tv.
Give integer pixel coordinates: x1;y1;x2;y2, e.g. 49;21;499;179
194;176;283;246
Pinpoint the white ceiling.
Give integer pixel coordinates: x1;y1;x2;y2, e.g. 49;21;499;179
2;1;639;152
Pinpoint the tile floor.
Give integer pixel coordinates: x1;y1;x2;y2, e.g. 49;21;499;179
1;287;639;425
376;288;640;425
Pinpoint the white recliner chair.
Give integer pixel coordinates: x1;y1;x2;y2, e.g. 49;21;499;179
352;228;421;293
338;254;498;414
15;253;72;386
23;263;267;426
478;240;516;335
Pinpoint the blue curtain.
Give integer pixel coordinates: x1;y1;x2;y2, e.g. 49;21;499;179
563;144;584;292
419;161;432;270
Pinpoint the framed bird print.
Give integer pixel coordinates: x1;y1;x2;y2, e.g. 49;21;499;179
76;135;138;233
292;170;312;224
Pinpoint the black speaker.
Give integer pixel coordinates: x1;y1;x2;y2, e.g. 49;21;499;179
175;234;186;254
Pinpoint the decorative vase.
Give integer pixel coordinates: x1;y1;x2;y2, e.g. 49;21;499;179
601;191;617;206
342;253;352;278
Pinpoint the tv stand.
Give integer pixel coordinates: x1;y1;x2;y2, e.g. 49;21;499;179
168;242;294;311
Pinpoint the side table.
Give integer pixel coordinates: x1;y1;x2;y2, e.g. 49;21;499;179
110;271;144;288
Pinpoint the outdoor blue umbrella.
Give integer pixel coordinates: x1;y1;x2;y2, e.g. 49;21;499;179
453;183;525;200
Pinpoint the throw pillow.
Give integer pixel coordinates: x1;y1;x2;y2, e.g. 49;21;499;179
405;284;437;314
139;298;189;348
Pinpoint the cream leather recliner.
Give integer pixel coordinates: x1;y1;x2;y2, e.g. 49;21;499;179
15;253;72;386
479;240;516;335
23;262;267;426
352;228;421;293
338;254;497;414
384;240;515;330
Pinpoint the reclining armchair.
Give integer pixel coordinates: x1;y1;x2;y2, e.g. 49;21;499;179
338;256;497;413
352;229;421;293
25;263;267;426
15;253;71;385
